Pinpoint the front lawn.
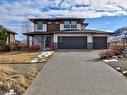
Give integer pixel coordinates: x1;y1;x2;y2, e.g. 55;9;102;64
0;65;38;95
0;51;39;64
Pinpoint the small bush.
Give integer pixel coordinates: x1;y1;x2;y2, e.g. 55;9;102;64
98;49;113;59
110;44;126;55
0;45;10;52
17;43;28;50
29;44;41;51
48;44;57;51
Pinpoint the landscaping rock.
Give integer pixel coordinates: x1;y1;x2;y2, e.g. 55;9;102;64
5;89;16;95
122;70;127;76
103;58;118;63
123;48;127;58
116;67;122;72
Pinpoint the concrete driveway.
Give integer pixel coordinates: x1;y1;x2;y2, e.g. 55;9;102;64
24;50;127;95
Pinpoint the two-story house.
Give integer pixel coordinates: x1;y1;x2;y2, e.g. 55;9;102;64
23;18;112;49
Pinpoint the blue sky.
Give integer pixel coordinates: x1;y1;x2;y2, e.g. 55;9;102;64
0;0;127;41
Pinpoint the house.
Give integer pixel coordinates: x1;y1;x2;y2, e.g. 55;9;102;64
0;24;17;46
23;18;112;49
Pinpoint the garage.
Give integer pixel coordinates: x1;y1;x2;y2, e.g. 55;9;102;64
58;36;87;49
93;37;107;49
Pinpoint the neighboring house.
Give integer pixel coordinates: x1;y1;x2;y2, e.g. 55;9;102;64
0;24;17;45
6;30;17;45
23;18;112;49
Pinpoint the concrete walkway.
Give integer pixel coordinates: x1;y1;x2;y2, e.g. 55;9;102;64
24;50;127;95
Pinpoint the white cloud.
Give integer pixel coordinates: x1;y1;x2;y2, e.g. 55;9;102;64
0;0;127;37
0;0;127;21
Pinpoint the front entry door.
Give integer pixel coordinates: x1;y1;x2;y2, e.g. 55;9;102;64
45;36;52;48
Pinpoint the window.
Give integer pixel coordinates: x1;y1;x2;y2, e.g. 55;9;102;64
47;22;52;24
71;21;77;28
55;22;59;24
48;21;59;24
35;36;42;43
64;21;70;28
37;21;43;30
64;21;77;29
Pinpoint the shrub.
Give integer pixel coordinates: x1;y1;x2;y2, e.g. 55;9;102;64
0;26;7;47
29;44;41;51
110;44;126;55
48;44;57;51
0;45;10;52
98;49;113;59
17;43;28;50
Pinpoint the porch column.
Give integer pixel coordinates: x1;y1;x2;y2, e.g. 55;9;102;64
32;35;34;45
43;36;46;51
53;34;58;49
40;35;43;50
27;35;30;46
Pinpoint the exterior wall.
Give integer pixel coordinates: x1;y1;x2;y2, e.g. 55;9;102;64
93;34;110;43
77;24;81;30
60;24;64;30
7;33;16;45
53;34;92;43
33;20;83;31
47;24;60;31
10;34;15;44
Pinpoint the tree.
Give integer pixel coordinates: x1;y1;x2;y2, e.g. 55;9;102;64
0;25;7;48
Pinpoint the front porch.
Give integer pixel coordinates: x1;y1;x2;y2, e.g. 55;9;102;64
23;32;55;50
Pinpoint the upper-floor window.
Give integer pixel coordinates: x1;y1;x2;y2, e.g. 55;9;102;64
64;21;77;29
37;21;43;30
48;21;59;24
71;21;77;28
64;21;70;28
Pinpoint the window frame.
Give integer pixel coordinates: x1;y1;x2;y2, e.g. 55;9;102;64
64;21;77;29
37;21;43;30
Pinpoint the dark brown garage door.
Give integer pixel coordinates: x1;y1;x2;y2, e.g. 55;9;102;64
58;36;87;49
93;37;107;49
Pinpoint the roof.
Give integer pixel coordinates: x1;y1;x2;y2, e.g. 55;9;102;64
29;17;85;22
84;29;113;34
23;32;53;36
23;29;112;36
53;29;112;34
0;24;17;34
